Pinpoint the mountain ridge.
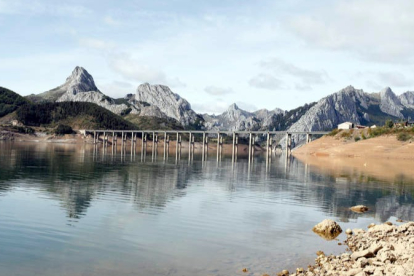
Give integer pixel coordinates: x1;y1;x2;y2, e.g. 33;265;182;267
7;66;414;142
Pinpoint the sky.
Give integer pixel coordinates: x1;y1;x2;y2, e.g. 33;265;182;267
1;0;414;114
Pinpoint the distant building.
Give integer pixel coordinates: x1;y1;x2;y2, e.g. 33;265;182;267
338;122;354;130
11;120;23;127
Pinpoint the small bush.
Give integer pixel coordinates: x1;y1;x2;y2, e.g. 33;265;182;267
397;132;411;142
13;126;35;134
370;127;390;137
55;124;73;135
354;136;361;142
361;132;366;140
385;119;394;128
340;131;351;139
328;129;340;136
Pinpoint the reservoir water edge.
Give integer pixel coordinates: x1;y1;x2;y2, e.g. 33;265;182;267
0;142;413;276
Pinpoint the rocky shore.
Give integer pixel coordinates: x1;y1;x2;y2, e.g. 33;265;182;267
281;221;414;276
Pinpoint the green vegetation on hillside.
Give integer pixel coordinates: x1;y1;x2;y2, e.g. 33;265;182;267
124;114;183;130
55;124;74;135
331;120;414;142
269;102;317;131
16;102;138;130
0;87;29;117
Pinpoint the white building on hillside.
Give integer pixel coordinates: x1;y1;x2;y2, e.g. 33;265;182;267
338;122;354;129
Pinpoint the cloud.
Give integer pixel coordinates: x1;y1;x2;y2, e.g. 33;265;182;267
192;101;230;114
376;72;413;87
295;83;312;90
108;53;186;88
356;71;413;90
248;74;283;90
204;86;234;96
365;80;383;91
260;58;325;85
235;101;258;112
113;81;134;88
104;16;120;26
79;38;115;51
287;0;414;63
0;0;91;17
98;80;137;98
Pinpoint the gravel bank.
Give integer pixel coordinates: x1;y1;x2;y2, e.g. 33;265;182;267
284;222;414;276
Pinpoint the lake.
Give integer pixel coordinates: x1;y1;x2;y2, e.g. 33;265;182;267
0;142;413;276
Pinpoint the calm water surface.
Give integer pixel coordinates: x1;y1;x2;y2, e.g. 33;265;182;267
1;142;414;276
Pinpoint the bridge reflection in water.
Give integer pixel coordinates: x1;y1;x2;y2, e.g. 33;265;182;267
84;129;329;164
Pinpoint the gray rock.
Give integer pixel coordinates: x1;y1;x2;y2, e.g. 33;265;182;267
135;83;199;126
379;87;403;118
35;66;132;115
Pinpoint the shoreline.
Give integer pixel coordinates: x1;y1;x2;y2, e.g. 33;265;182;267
0;130;266;154
279;221;414;276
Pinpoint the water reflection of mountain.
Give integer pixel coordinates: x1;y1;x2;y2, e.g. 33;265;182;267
1;142;414;223
0;143;192;219
285;156;414;222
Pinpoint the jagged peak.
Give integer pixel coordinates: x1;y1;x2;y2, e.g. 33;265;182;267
380;87;394;95
62;66;98;94
67;66;91;80
227;103;239;111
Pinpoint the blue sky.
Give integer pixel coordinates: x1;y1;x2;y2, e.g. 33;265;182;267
1;0;414;114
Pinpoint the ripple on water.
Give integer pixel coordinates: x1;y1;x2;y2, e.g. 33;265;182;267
0;142;414;275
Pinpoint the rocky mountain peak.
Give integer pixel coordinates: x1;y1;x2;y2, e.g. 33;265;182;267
64;66;99;95
135;83;198;126
228;103;239;111
379;87;403;118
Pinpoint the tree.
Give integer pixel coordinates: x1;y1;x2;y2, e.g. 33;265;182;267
385;119;394;128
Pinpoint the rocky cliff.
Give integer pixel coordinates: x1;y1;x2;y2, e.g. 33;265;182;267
135;83;199;126
29;67;132;115
202;103;284;131
284;86;414;147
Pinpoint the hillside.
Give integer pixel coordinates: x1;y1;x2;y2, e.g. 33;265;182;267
15;102;138;130
124;114;184;130
0;87;29;117
293;126;414;160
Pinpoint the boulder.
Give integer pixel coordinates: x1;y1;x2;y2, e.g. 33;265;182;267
312;219;342;240
350;205;369;213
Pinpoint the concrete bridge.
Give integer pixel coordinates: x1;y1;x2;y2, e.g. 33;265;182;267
82;129;329;162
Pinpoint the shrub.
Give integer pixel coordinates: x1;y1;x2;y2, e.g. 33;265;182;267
385;119;394;128
13;126;35;134
397;132;411;142
340;131;351;139
361;132;366;140
354;136;361;142
328;129;340;136
370;126;390;137
55;124;73;135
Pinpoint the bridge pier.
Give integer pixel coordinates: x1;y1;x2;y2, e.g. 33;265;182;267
217;132;221;162
188;132;192;161
178;134;182;160
232;132;235;163
251;134;255;161
286;133;292;156
175;132;179;161
235;134;238;162
248;132;252;162
306;133;312;144
205;135;209;161
164;133;169;160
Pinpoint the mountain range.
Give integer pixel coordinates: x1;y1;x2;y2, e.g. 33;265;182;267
3;66;414;144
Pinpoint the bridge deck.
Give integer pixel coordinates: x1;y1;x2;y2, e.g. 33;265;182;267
83;130;330;135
